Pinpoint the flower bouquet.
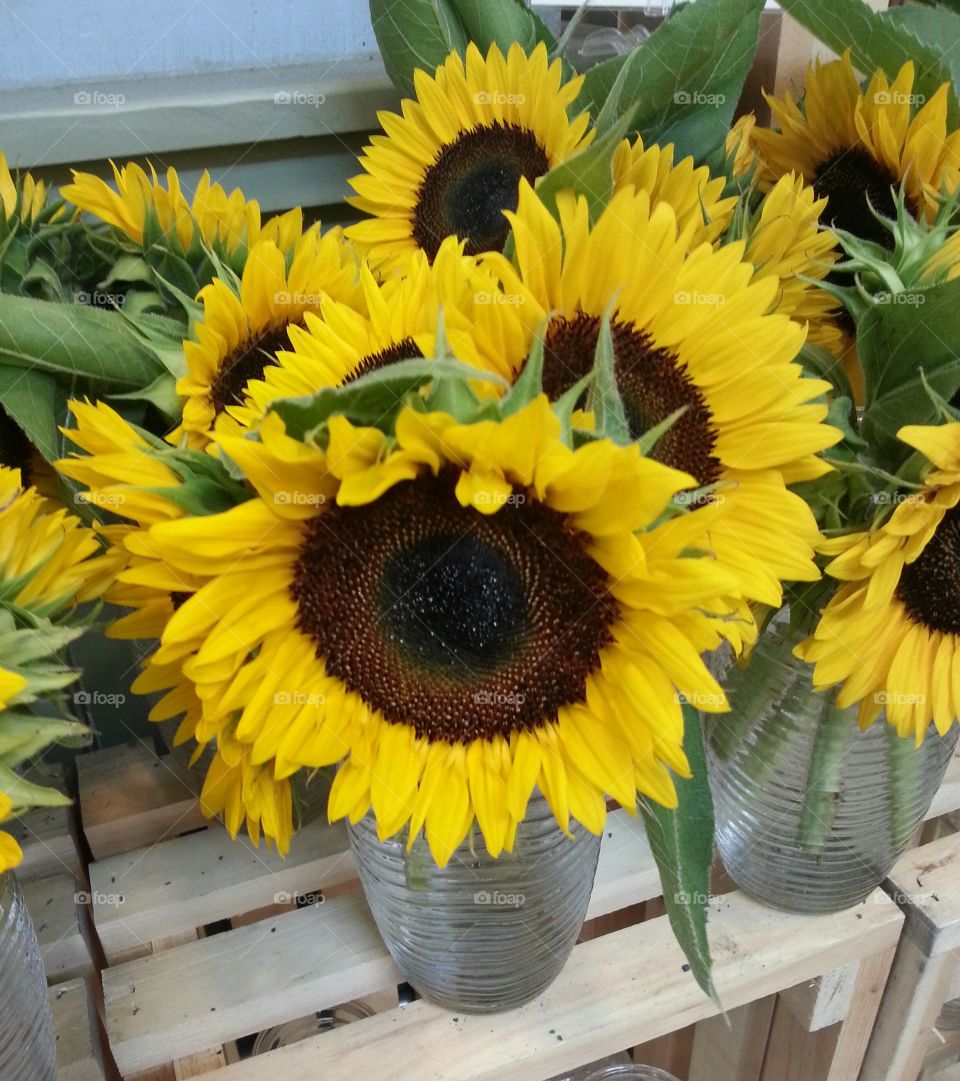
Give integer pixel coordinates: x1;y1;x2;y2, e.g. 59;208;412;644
1;0;960;1014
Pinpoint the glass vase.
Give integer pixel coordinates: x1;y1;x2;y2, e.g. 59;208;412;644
0;872;56;1080
347;791;601;1012
706;612;958;913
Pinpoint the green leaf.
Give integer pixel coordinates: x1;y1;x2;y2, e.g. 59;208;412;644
270;357;507;441
0;294;164;390
498;323;546;417
0;762;72;811
576;0;764;162
639;707;718;1005
535;109;636;223
0;366;63;463
587;306;629;444
446;0;546;53
858;279;960;464
778;0;960;127
0;715;91;770
108;373;182;424
636;405;689;457
369;0;469;97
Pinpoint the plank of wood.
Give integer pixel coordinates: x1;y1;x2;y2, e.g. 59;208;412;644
760;996;840;1081
22;873;92;984
88;813;356;962
825;946;897;1081
77;742;207;860
104;891;400;1075
181;889;903;1081
860;938;958;1081
688;997;776;1081
52;977;106;1081
929;748;960;821
88;807;653;962
780;962;858;1032
887;834;960;957
10;803;83;882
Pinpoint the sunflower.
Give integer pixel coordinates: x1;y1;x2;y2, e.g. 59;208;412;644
736;173;844;354
135;396;738;865
172;226;362;445
481;182;839;645
0;151;49;224
613;134;738;246
56;403;292;851
798;422;960;742
752;54;960;247
61;161;302;261
0;464;117;613
346;42;593;272
234;236;523;428
726;114;759;179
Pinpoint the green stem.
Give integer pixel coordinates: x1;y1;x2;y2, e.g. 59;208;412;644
797;694;855;851
886;725;923;848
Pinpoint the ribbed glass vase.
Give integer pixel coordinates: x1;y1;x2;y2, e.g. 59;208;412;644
706;613;958;913
347;791;601;1012
0;872;56;1080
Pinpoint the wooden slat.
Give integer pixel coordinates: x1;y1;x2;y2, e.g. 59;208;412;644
780;962;858;1032
178;888;902;1081
887;834;960;957
77;742;207;860
89;806;654;963
688;997;775;1081
929;748;960;822
52;978;106;1081
22;873;92;984
104;890;397;1075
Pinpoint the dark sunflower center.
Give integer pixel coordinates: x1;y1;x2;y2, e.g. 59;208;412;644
413;122;549;261
0;410;33;485
896;504;960;635
541;312;721;489
209;322;297;415
346;337;422;384
812;148;904;249
290;469;617;743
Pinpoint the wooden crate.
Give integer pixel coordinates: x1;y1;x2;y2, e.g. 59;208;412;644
52;977;110;1081
70;741;911;1081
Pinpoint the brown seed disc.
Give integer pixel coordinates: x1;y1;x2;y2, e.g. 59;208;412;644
412;122;549;261
290;469;618;743
209;322;297;415
896;504;960;635
812;148;907;249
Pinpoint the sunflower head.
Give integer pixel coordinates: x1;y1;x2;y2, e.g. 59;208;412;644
124;353;751;867
613;134;738;246
753;54;960;245
346;42;593;272
800;422;960;741
0;151;50;225
62;162;303;276
172;225;362;446
480;181;839;643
